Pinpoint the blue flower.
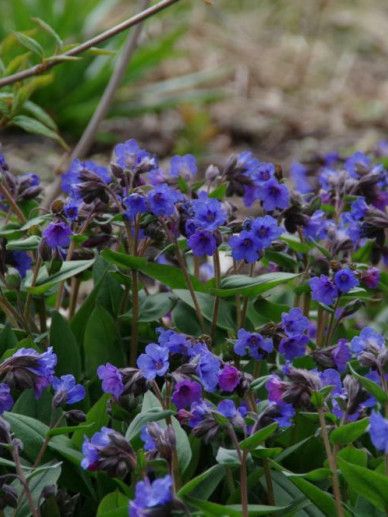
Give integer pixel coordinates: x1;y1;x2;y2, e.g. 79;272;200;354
124;193;147;220
251;215;282;249
344;151;371;178
156;328;189;355
331;340;351;372
350;197;368;220
309;275;338;306
0;383;13;414
81;427;113;470
43;221;72;249
334;268;359;293
279;335;309;360
274;402;295;428
290;162;311;194
253;162;276;183
113;139;158;173
281;308;309;337
170;154;197;178
257;178;289;211
191;193;226;231
229;231;260;263
188;230;217;256
147;184;182;217
196;352;221;392
234;329;273;359
63;199;80;221
62;159;110;195
369;412;388;453
8;251;32;278
52;374;85;406
303;210;328;241
137;344;169;380
140;424;158;452
97;363;124;399
129;475;173;516
319;368;342;396
350;327;385;355
217;399;238;418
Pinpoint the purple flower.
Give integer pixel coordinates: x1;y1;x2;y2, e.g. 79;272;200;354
172;380;202;409
344;151;371;178
62;159;110;195
229;231;260;263
124;194;147;220
281;308;309;337
218;365;240;392
3;347;57;398
129;475;173;516
188;230;217;256
362;267;380;289
196;352;221;392
251;215;282;249
350;327;385;355
147;184;182;217
334;268;359;293
63;200;80;221
113;139;158;173
266;376;286;403
97;363;124;399
257;178;289;211
234;329;273;359
0;383;13;414
191;193;226;231
309;275;338;306
279;335;309;360
52;374;85;406
369;412;388;453
137;344;169;381
319;368;342;395
303;210;329;241
332;340;351;372
184;400;213;428
8;251;32;278
43;222;72;249
170;154;197;179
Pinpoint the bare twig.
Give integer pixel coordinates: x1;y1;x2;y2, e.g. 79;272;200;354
44;0;152;207
0;0;181;89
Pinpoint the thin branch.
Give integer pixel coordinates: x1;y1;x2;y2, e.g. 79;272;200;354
44;0;151;207
0;0;181;89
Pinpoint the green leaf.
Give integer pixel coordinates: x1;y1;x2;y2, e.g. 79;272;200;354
337;446;367;467
173;289;235;331
84;305;125;377
101;250;206;292
281;235;312;254
32;17;63;49
27;259;95;295
251;446;283;459
349;364;388;404
24;100;57;130
96;491;129;517
178;464;225;498
216;447;241;466
122;292;175;323
338;458;388;512
47;423;94;437
240;422;278;450
210;272;299;298
330;417;369;446
6;235;41;251
125;408;174;441
209;183;227;200
50;311;81;378
284;473;336;515
186;496;305;516
11;115;65;146
13;31;44;57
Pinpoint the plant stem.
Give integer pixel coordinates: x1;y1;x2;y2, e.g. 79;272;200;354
210;248;221;342
303;292;311;317
9;438;39;517
0;0;181;89
23;256;42;325
318;408;344;517
316;306;325;348
241;263;254;327
227;425;248;517
263;458;275;505
0;183;26;224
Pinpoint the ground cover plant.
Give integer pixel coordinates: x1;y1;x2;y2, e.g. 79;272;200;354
0;138;386;517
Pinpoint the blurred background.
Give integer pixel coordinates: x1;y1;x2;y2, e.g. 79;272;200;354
1;0;388;177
